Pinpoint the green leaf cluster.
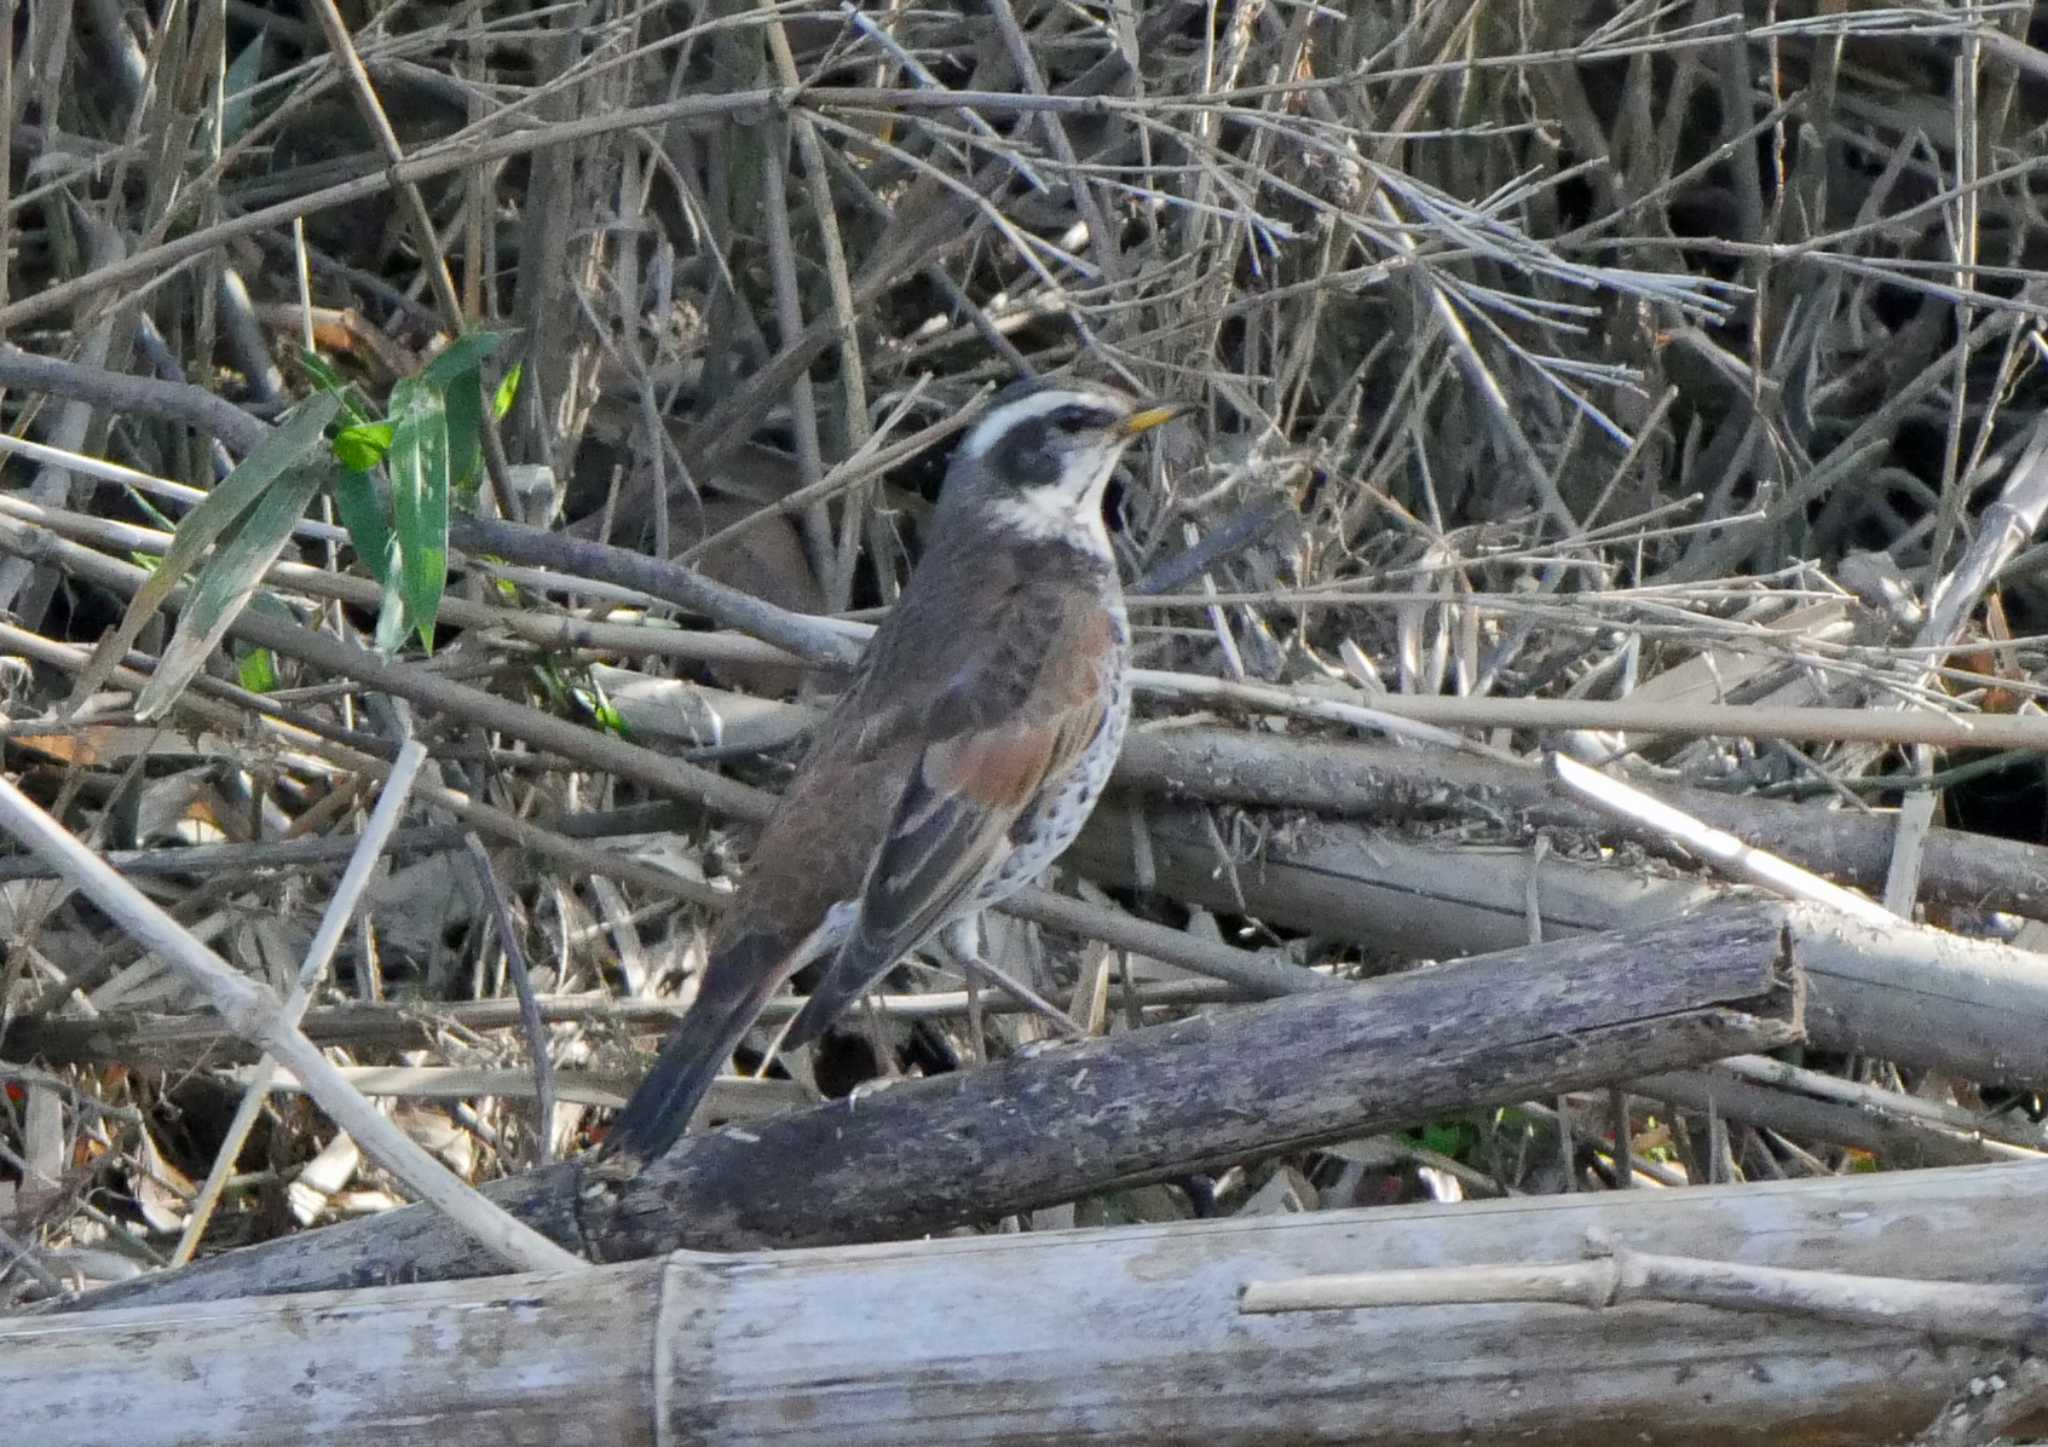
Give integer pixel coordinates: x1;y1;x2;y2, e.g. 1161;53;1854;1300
69;392;341;719
73;334;519;723
305;333;520;654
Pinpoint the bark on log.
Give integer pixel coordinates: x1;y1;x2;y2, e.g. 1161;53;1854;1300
57;900;1799;1310
9;1160;2048;1446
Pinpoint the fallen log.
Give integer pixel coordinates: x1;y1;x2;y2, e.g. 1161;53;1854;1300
1073;802;2048;1085
1112;725;2048;921
56;899;1799;1309
11;1158;2047;1445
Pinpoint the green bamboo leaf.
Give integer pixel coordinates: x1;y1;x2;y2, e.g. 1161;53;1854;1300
386;378;450;652
426;332;505;492
137;455;333;719
67;392;340;712
441;365;485;493
332;465;392;586
419;330;505;389
222;32;266;144
297;351;376;427
333;421;394;472
236;646;278;694
493;362;523;420
297;349;348;395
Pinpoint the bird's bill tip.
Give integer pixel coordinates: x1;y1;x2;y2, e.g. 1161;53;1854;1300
1116;402;1188;438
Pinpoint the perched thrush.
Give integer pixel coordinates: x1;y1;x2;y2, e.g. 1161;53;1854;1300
597;378;1181;1168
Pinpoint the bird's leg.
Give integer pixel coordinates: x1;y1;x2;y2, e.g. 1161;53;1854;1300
938;915;1084;1038
963;955;985;1064
857;983;904;1084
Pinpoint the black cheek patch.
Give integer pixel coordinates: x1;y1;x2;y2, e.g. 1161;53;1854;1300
992;418;1060;487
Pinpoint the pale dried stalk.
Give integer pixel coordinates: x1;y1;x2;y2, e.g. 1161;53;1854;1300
0;775;585;1275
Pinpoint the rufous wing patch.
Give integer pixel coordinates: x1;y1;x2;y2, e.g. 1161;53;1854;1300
927;723;1061;810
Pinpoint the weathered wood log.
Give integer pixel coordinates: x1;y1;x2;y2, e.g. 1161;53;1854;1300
10;1159;2047;1446
1073;802;2048;1085
58;900;1799;1310
1074;798;1721;954
1111;725;2048;920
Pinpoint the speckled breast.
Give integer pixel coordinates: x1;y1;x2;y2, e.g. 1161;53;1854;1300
980;595;1131;906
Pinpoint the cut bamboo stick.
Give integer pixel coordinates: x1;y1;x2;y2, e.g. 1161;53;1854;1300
10;1159;2048;1445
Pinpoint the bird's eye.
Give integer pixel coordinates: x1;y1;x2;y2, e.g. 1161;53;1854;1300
1050;405;1096;434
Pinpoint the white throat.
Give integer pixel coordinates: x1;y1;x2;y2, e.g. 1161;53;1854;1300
980;430;1124;554
985;484;1115;555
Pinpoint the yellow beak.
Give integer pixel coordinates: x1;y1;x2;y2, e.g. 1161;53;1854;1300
1115;402;1188;439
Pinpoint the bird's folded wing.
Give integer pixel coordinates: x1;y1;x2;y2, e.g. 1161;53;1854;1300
780;589;1115;1047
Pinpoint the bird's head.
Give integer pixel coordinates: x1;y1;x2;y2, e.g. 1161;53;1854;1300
938;378;1185;552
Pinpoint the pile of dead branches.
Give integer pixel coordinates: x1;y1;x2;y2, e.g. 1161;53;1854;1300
6;2;2048;1442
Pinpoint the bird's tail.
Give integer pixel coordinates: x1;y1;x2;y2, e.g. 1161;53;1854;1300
594;931;800;1171
777;930;894;1052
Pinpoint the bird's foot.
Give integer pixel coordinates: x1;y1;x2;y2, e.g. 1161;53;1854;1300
950;949;1083;1038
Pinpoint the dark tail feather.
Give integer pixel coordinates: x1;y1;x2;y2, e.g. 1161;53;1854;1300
595;938;790;1170
778;934;893;1052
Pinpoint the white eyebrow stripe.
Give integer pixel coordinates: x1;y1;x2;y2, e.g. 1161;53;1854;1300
959;387;1126;459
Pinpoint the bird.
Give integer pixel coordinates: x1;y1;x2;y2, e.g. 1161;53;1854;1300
595;377;1182;1171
